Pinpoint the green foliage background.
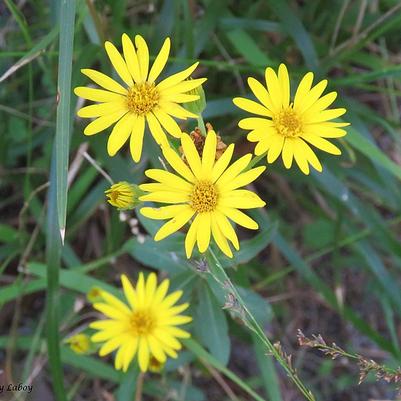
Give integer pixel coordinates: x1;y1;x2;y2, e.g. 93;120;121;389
1;0;401;400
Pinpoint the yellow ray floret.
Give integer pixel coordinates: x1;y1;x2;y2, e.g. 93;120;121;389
233;63;350;174
75;34;206;162
90;273;192;372
139;130;266;258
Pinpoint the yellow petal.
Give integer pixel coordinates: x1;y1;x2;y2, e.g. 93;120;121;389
129;115;145;162
197;213;211;253
201;130;217;178
122;33;141;83
81;68;127;94
267;134;284;163
238;117;274;130
215;212;239;250
265;67;282;110
122;337;139;372
219;190;266;210
158;101;197;119
303;91;337;116
278;64;290;108
161;78;207;96
221;207;259;229
135;35;149;82
294;72;314;109
98;336;126;357
163;327;191;339
83;110;127;136
247;77;275;112
211;217;232;258
154;109;182;138
121;274;137;309
181;133;202;178
282;138;295;169
295;79;328;114
107;113;136;156
215;154;252;188
233;97;272;117
148;335;167;362
298;139;322;172
211;144;234;183
157;62;200;91
146;112;169;147
148;37;171;83
145;169;192;191
153;279;170;305
292;139;310;175
304;123;347;138
100;290;131;315
164;93;199;103
302;133;341;155
185;214;200;258
309;108;347;123
136;272;145;305
154;207;195;241
162;146;196;183
139;191;189;204
105;41;133;86
160;290;183;309
145;272;158;301
93;302;129;320
74;86;125;103
222;166;266;192
140;204;190;220
77;101;126;118
138;337;150;372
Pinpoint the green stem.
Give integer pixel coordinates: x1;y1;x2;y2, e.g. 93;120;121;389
206;249;315;401
197;114;207;136
246;151;268;171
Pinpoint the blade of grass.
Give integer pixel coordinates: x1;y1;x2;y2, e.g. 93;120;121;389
46;148;67;401
56;0;76;239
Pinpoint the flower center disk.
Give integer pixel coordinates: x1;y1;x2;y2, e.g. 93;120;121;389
127;82;159;115
274;107;303;138
130;310;155;336
190;181;218;213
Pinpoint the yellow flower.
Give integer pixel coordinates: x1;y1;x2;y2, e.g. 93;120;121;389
139;130;266;258
90;273;192;372
65;333;91;354
233;64;350;174
149;356;165;373
105;181;141;210
74;34;206;162
87;286;103;303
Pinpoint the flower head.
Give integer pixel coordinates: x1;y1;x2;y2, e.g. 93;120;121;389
90;274;191;372
139;130;266;258
233;64;350;174
75;34;206;162
65;333;91;354
105;181;141;210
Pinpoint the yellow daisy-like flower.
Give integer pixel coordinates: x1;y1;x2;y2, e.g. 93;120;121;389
233;64;350;174
105;181;140;210
74;34;206;162
139;130;266;258
90;274;192;372
65;333;91;355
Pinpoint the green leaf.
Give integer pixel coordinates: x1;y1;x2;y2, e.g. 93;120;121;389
194;284;230;365
267;0;319;70
346;126;401;181
225;29;271;66
55;0;76;232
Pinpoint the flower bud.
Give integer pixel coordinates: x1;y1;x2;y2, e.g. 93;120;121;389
65;333;91;354
183;80;206;115
105;181;144;210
